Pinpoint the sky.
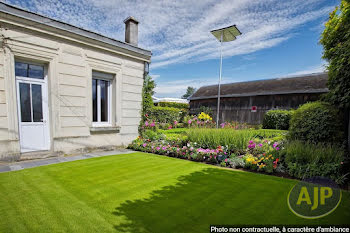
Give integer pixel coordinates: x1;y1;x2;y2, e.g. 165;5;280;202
3;0;339;98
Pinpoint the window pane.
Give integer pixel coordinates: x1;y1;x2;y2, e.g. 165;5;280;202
32;84;43;122
15;62;28;77
28;64;44;79
19;83;32;122
100;80;109;122
92;79;97;122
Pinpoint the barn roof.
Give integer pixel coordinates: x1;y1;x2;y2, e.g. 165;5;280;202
189;73;328;100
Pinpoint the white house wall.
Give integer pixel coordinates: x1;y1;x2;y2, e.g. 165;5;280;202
0;21;147;160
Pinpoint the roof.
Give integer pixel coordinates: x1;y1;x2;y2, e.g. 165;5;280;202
190;73;329;100
0;2;151;58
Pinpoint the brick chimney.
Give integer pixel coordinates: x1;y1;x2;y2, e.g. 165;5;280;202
124;16;139;46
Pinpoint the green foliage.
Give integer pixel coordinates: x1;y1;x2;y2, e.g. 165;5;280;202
141;75;156;122
281;141;345;183
148;106;182;124
262;109;293;130
289;101;344;144
156;102;189;109
228;156;245;168
186;128;286;152
142;130;165;141
181;86;196;99
320;0;350;108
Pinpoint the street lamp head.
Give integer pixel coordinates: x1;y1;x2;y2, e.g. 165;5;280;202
211;25;242;42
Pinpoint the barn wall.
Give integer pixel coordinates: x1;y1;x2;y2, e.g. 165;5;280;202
190;93;324;124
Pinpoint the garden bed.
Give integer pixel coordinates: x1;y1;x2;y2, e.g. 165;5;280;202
130;127;347;185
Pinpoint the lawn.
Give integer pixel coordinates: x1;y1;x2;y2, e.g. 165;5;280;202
0;152;349;233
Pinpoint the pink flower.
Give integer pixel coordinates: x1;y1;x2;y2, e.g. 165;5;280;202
273;142;279;148
249;140;254;144
162;146;167;150
150;122;155;127
248;143;256;149
156;147;160;150
220;123;225;128
168;125;172;129
188;120;192;124
258;143;263;147
174;121;178;125
275;147;280;151
145;121;149;126
142;143;147;147
225;158;228;162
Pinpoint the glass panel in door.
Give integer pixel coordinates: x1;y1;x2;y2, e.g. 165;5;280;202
19;83;32;122
32;84;43;122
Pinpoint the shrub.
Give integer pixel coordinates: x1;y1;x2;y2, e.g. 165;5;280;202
156;102;189;109
186;128;287;152
228;156;245;168
281;140;345;183
262;109;293;130
148;106;182;124
289;101;344;144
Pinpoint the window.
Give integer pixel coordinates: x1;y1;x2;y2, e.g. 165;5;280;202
92;72;112;126
15;62;44;79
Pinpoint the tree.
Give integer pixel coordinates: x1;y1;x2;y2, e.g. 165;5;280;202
182;86;196;99
320;0;350;149
141;75;156;122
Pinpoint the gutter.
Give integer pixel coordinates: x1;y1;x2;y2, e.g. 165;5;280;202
189;88;329;101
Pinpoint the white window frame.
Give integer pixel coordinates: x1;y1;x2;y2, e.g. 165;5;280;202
92;77;112;127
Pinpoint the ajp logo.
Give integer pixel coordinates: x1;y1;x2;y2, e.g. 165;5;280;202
288;177;342;219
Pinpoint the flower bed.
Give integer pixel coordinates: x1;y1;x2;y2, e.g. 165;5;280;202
128;129;346;184
128;131;284;174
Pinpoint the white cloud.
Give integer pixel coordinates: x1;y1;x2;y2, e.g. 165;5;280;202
149;74;160;80
154;76;244;98
284;62;327;77
7;0;335;69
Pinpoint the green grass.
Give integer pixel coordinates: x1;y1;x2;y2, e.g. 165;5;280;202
187;128;287;151
0;152;349;233
158;128;189;135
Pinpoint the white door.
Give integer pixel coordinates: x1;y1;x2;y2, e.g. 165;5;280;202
15;62;50;153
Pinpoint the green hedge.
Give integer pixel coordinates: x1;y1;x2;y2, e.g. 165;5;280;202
289;101;343;144
262;109;293;130
281;140;345;183
148;106;182;124
156;102;189;109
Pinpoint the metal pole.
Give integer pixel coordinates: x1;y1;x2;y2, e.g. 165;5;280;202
216;31;223;128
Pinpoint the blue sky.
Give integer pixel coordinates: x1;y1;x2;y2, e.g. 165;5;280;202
4;0;338;98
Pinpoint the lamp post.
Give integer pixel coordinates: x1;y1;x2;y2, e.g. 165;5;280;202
211;25;241;128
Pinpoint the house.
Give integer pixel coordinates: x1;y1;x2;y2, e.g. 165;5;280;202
189;73;328;124
0;3;151;161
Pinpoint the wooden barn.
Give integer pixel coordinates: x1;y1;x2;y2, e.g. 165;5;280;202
189;73;328;124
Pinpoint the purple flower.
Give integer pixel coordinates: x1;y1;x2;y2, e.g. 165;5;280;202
150;122;155;127
258;143;263;147
275;147;280;151
220;123;225;128
273;142;279;148
248;143;256;149
142;143;147;147
156;147;160;150
249;140;254;144
162;146;167;150
145;121;149;126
